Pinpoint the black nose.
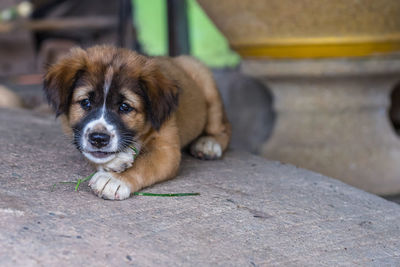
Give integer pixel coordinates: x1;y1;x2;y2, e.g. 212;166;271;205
88;132;110;148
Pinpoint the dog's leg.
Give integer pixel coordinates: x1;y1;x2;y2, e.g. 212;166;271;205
89;125;181;200
186;64;231;160
89;171;132;200
190;113;231;160
100;143;141;173
174;56;231;160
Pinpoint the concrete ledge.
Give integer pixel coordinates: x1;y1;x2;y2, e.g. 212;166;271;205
1;108;400;266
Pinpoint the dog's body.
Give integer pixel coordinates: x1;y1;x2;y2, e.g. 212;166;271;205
44;45;231;200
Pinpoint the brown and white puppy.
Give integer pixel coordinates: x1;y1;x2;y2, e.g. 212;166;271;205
44;45;231;200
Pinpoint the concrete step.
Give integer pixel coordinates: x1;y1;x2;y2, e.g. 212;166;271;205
1;108;400;266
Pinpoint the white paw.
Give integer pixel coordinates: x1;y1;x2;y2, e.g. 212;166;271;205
102;150;135;173
89;171;131;200
190;136;222;160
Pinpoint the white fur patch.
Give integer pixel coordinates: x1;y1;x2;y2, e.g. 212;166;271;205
102;149;134;173
103;66;113;100
89;171;131;200
82;115;118;159
101;143;141;172
82;151;116;164
190;136;222;160
81;68;119;164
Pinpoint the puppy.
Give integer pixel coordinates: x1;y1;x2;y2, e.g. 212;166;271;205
44;45;231;200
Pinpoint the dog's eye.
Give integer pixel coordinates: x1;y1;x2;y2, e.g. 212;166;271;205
119;103;133;113
80;99;91;110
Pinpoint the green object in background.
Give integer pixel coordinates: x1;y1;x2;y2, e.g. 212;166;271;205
187;0;240;68
132;0;240;68
133;0;168;56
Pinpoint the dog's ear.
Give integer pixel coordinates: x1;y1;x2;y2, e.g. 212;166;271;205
139;65;179;131
43;47;86;116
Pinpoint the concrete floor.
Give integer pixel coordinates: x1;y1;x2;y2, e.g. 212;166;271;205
1;105;400;265
3;73;400;203
0;72;400;204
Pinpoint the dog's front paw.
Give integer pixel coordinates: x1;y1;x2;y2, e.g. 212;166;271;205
102;150;135;173
89;171;131;200
190;136;222;160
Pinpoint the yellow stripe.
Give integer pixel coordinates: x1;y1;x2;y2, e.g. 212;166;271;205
232;35;400;58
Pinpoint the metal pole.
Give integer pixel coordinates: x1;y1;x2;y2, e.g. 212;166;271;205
167;0;190;56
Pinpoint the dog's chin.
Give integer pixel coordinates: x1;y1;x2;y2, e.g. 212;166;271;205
82;151;117;164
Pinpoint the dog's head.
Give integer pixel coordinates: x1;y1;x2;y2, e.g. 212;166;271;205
44;46;179;164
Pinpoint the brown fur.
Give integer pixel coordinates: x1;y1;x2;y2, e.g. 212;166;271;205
44;45;231;195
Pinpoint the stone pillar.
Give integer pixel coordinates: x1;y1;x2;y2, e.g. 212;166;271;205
242;56;400;195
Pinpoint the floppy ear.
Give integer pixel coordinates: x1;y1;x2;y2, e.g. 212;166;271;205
43;47;86;116
139;65;179;131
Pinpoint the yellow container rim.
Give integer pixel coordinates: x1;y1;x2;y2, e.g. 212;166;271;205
232;34;400;58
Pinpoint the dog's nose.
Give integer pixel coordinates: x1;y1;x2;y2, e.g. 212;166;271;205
88;132;110;148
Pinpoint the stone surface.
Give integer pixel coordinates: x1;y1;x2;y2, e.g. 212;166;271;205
198;0;400;41
242;56;400;195
213;69;275;153
197;0;400;58
0;81;44;110
0;85;24;109
1;108;400;266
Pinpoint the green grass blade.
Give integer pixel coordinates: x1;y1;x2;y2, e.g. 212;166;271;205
74;172;95;191
133;192;200;197
74;179;82;191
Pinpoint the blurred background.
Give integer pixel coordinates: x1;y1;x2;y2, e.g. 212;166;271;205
1;0;400;199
